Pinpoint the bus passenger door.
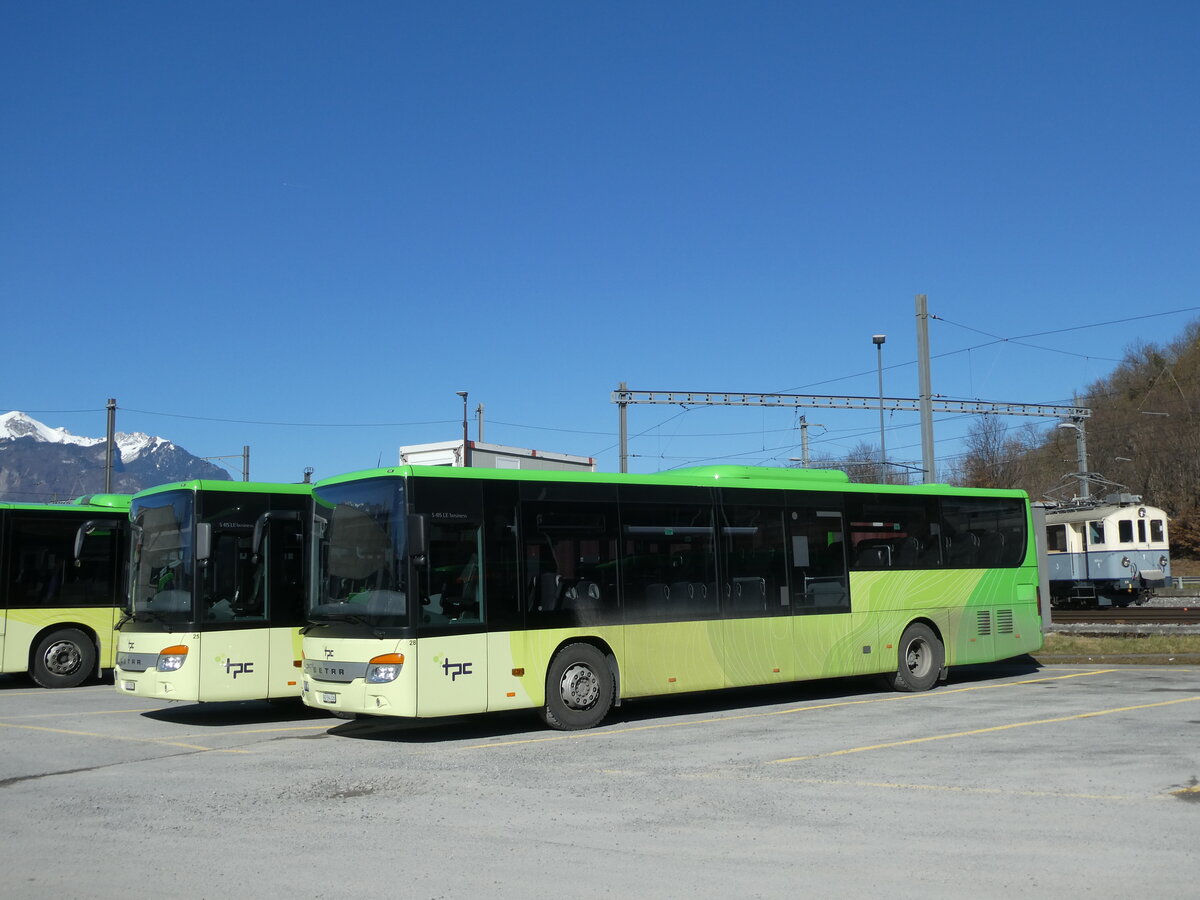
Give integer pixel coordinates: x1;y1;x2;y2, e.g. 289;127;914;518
788;501;862;679
196;524;271;701
414;510;489;716
719;502;793;687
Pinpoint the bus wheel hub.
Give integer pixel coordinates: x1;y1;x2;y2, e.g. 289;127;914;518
44;641;82;675
560;663;600;710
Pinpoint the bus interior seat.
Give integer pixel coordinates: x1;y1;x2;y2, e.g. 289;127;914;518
947;532;980;566
854;539;892;568
893;536;920;567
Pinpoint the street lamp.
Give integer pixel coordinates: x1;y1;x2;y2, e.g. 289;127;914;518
455;391;469;466
872;334;887;481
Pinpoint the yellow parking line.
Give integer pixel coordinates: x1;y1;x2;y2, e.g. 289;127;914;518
461;670;1116;750
0;720;249;753
166;724;331;739
698;772;1146;802
2;708;169;720
768;695;1200;763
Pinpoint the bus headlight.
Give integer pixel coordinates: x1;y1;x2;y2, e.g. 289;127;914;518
366;653;405;684
157;645;189;672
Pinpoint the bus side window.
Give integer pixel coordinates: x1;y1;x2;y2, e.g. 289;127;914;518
620;503;716;623
942;496;1027;568
424;521;484;625
521;506;619;626
721;504;787;618
6;516;120;608
789;503;849;613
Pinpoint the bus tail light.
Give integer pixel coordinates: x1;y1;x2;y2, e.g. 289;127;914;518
157;645;189;672
366;653;405;684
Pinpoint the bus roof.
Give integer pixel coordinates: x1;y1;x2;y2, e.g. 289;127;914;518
313;464;1029;499
0;494;132;513
132;480;313;500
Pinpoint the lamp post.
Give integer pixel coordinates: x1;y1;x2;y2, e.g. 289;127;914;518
455;391;469;466
872;334;887;482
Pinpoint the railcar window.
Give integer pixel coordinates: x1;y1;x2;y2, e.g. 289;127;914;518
1137;519;1146;542
1088;521;1105;545
1118;520;1134;543
1046;524;1067;553
1151;519;1165;542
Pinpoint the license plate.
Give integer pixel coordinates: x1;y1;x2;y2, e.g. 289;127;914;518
122;681;136;691
321;692;337;704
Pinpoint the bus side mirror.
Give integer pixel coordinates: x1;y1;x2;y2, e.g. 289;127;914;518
408;513;429;561
195;522;212;561
252;510;302;558
74;519;125;566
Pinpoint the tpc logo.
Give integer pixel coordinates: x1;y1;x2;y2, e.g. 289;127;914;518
442;657;473;681
224;659;255;679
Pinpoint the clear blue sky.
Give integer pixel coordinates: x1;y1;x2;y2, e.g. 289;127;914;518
3;1;1198;484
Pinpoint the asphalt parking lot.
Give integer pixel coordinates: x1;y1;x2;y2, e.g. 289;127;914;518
1;660;1197;899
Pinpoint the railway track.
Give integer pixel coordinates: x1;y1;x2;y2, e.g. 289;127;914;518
1052;607;1200;626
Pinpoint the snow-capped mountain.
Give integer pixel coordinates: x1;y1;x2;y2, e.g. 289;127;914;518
0;411;164;462
0;410;231;501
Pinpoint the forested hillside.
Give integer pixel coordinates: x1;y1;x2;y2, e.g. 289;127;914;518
948;321;1200;557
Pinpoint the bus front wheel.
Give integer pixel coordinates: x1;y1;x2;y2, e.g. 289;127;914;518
541;643;614;731
888;623;943;692
31;628;96;689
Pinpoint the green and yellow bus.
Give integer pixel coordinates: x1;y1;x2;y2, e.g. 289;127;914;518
114;480;311;702
300;465;1043;729
1;494;130;688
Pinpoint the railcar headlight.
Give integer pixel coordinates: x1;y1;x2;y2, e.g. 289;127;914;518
1160;555;1168;568
1121;556;1131;568
366;652;405;684
157;644;189;671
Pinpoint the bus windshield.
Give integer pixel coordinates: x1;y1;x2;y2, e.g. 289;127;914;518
129;492;197;626
310;477;409;628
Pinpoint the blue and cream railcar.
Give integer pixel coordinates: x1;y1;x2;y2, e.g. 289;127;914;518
1043;495;1170;608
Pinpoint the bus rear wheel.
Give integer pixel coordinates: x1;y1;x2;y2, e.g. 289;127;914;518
31;628;96;689
888;623;943;692
541;643;614;731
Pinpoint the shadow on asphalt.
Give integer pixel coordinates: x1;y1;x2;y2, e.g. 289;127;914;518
324;659;1050;744
140;696;334;727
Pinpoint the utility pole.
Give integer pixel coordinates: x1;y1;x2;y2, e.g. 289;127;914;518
475;403;485;442
796;415;824;467
915;294;936;482
618;381;629;473
872;335;887;480
1057;406;1091;500
203;448;252;481
104;398;116;493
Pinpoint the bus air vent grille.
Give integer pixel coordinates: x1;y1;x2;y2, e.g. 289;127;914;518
997;610;1015;634
977;610;992;636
